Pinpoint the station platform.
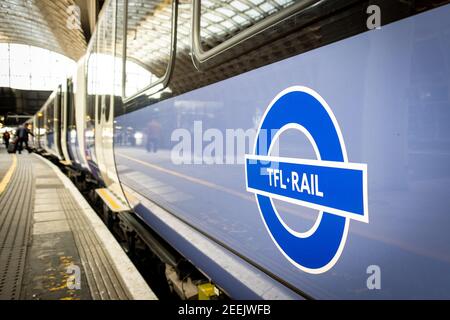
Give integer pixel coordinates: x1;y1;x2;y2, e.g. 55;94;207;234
0;148;156;300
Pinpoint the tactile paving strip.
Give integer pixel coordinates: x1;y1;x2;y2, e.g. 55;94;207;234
1;154;134;300
33;158;132;299
59;189;130;300
0;155;34;300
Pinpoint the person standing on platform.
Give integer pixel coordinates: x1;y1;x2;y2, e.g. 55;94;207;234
16;124;34;154
2;131;10;150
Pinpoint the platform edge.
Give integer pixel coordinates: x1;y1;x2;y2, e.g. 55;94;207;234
33;154;157;300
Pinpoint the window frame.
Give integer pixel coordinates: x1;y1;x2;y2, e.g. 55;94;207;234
191;0;323;70
121;0;178;103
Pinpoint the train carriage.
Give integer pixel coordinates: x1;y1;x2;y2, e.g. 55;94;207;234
33;0;450;299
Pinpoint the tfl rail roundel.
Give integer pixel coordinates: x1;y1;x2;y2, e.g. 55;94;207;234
245;86;369;274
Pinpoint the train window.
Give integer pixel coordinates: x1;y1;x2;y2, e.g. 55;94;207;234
98;95;103;125
122;0;177;100
86;45;97;131
67;80;76;133
47;100;54;133
96;0;116;124
105;95;111;122
192;0;319;67
43;108;47;134
55;86;62;131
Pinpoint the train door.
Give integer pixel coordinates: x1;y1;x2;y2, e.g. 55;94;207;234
36;109;44;150
66;77;84;166
74;56;89;169
94;0;129;208
25;118;34;149
54;85;64;159
44;93;57;155
60;80;71;162
43;104;48;150
85;40;102;179
32;116;36;148
30;117;37;149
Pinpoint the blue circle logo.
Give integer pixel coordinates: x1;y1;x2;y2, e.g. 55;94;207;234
245;86;368;273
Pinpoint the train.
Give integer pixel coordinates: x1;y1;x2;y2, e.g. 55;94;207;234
27;0;450;299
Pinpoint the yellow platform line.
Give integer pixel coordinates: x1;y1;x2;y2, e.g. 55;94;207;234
0;154;17;195
97;188;122;212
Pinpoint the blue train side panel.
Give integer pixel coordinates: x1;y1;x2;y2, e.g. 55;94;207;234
115;5;450;299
